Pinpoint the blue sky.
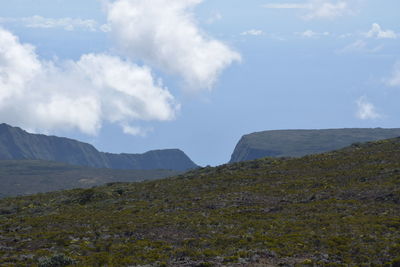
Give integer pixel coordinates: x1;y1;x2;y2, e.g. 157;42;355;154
0;0;399;166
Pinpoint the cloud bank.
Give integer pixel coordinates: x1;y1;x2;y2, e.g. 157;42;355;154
0;27;177;135
106;0;241;90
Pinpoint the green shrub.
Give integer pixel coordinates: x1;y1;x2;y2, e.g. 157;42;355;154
77;189;95;205
38;254;76;267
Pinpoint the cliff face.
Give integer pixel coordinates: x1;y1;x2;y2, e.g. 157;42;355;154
230;128;400;163
103;149;198;171
0;123;197;171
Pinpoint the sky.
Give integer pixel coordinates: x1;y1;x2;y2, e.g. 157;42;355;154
0;0;399;166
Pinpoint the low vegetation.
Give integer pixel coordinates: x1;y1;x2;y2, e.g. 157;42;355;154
1;138;400;266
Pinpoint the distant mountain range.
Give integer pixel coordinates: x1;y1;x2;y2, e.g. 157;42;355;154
0;123;198;171
230;128;400;163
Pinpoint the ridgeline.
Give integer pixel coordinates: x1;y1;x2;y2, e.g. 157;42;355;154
0;123;198;171
230;128;400;163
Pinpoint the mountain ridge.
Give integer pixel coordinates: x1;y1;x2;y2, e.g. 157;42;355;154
230;128;400;163
0;123;198;171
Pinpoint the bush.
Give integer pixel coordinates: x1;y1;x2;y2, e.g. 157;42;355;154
77;189;95;205
38;254;76;267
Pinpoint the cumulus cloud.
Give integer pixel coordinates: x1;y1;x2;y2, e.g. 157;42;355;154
0;27;177;135
0;1;241;136
355;97;381;120
365;23;397;39
241;29;264;36
0;16;107;31
105;0;241;90
264;0;356;20
386;62;400;87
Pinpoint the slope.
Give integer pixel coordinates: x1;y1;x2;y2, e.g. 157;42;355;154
0;138;399;266
230;128;400;163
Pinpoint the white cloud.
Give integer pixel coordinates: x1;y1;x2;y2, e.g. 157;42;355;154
105;0;241;91
337;40;383;54
0;27;178;135
122;124;153;136
297;30;330;38
241;29;264;36
0;16;100;31
264;0;356;20
386;62;400;87
301;30;317;38
355;97;381;120
365;23;397;39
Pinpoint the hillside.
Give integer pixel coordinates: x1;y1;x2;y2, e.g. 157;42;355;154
1;138;400;266
0;160;180;198
230;128;400;163
0;123;198;171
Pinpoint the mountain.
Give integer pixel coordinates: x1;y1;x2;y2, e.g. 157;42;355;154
0;160;180;198
1;138;400;265
0;123;198;171
230;128;400;163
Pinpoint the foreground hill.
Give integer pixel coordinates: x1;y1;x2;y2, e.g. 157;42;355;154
0;160;180;198
230;128;400;163
0;123;197;171
1;138;400;265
